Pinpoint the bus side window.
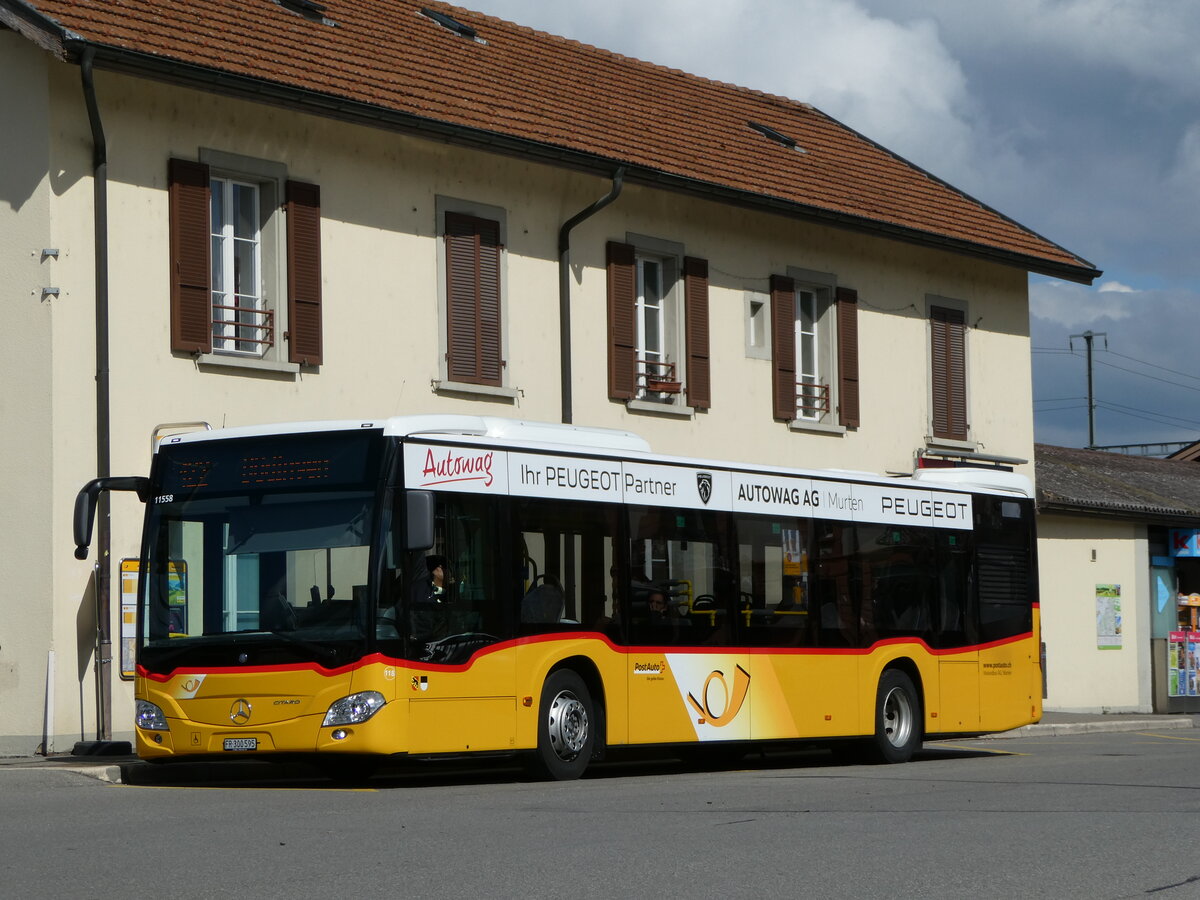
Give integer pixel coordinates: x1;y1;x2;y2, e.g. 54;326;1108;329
627;506;735;647
734;514;816;648
400;492;508;661
512;498;618;636
814;523;856;649
857;524;935;644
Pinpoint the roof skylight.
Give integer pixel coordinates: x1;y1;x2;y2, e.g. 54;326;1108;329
420;8;486;44
274;0;335;26
748;121;806;153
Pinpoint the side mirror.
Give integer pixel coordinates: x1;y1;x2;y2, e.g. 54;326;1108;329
74;476;152;560
405;490;435;551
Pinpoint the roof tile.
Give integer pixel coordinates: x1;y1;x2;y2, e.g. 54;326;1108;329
1036;443;1200;521
13;0;1097;279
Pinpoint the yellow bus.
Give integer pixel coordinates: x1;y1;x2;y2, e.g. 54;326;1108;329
74;416;1041;779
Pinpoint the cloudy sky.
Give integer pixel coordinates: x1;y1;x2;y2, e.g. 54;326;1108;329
465;0;1200;451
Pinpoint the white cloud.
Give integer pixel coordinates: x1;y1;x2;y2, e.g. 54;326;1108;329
865;0;1200;95
465;0;1009;187
1168;122;1200;196
1097;281;1136;293
1030;279;1135;329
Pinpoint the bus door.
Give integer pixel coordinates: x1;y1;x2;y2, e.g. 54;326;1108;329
933;529;979;732
737;516;860;741
624;506;747;745
399;491;517;755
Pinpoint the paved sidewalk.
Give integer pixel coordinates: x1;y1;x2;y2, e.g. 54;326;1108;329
0;751;133;782
991;711;1200;739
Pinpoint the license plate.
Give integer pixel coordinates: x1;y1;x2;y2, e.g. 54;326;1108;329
223;738;258;751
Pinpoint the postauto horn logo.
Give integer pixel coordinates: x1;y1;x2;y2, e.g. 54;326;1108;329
686;665;750;726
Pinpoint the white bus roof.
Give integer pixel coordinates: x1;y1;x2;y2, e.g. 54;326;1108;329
155;415;1032;499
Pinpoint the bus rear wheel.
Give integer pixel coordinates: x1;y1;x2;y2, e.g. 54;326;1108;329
869;669;921;763
530;669;594;781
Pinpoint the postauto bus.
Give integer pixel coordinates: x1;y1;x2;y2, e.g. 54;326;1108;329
73;415;1041;779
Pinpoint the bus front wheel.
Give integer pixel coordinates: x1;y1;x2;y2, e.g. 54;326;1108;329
531;669;594;781
869;669;921;764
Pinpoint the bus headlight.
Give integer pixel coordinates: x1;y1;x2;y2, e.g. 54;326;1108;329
322;691;385;727
135;700;169;731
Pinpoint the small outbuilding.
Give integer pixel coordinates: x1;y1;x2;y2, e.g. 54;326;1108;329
1036;443;1200;714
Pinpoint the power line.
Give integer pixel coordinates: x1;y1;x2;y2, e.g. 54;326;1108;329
1091;357;1200;394
1036;345;1200;393
1094;401;1200;431
1102;348;1200;384
1036;404;1089;414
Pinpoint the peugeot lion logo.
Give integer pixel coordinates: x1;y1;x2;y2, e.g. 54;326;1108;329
696;472;713;505
229;699;252;725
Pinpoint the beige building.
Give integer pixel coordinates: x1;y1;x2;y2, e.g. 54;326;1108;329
0;0;1097;754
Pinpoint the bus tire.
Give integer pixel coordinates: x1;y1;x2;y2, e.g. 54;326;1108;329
869;669;921;764
531;669;594;781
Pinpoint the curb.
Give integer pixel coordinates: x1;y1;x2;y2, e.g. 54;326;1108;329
58;764;125;783
990;717;1198;739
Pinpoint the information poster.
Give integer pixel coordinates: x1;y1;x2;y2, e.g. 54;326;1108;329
119;559;187;679
119;560;139;679
1096;584;1122;650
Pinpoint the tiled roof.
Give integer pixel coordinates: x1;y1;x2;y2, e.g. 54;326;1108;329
6;0;1099;282
1036;443;1200;521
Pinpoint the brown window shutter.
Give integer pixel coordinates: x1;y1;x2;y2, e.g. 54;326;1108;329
930;305;968;440
286;180;323;366
836;286;860;427
445;212;503;386
683;256;711;410
770;274;795;420
607;241;637;401
168;158;212;354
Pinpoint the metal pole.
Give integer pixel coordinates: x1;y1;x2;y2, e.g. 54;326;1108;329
1084;332;1095;449
1069;330;1107;450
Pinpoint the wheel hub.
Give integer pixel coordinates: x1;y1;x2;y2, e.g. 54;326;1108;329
882;686;913;748
547;690;588;760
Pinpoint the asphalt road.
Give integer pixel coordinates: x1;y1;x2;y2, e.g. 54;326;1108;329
2;730;1198;899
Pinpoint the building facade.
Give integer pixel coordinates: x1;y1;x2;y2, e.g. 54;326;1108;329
0;0;1097;754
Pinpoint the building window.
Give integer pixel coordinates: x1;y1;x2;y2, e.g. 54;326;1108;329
607;237;710;410
794;285;828;420
168;153;322;367
770;272;858;427
634;251;678;397
929;300;968;442
210;177;266;355
436;198;511;394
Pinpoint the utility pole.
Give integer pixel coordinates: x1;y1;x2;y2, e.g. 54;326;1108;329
1069;330;1107;449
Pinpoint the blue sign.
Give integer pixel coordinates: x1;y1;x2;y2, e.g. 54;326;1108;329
1170;529;1200;557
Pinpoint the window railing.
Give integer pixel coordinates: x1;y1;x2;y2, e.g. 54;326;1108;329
638;359;682;394
212;303;274;355
796;379;829;417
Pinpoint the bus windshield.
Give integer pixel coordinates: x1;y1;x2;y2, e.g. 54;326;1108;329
139;430;385;671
